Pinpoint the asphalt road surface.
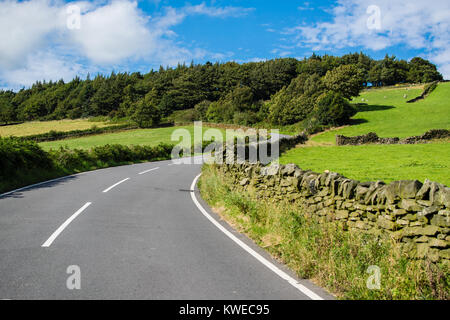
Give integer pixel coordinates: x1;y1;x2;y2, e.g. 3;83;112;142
0;158;333;300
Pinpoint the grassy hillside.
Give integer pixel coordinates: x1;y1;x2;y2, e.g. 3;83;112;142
0;119;116;137
280;82;450;185
312;83;450;144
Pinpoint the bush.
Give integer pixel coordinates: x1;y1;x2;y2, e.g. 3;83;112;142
323;65;364;99
0;138;54;179
194;100;212;120
0;136;176;194
168;108;197;124
267;74;324;125
206;100;234;123
233;112;259;126
314;91;357;126
0;138;57;193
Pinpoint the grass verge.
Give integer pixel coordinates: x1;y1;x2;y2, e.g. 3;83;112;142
199;164;449;300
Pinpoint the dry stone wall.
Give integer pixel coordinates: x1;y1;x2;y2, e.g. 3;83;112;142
336;129;450;146
217;161;450;263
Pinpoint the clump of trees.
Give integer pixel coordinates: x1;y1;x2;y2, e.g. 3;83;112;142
0;53;443;129
265;65;361;128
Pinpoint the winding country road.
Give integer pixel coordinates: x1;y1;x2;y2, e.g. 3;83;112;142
0;158;332;300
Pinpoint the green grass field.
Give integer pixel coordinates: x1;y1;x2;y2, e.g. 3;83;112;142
279;141;450;185
40;125;242;150
280;82;450;185
0;119;117;137
312;83;450;144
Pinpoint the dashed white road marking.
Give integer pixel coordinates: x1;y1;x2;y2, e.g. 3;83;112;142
189;173;324;301
138;167;160;175
102;178;130;193
42;202;92;247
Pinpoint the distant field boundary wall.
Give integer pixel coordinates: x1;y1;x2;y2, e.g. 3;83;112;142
336;129;450;146
0;123;137;143
407;81;439;103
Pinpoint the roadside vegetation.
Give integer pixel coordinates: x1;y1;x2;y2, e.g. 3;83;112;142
199;165;449;300
0;137;175;194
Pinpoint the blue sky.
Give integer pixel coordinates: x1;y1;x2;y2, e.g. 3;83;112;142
1;0;449;89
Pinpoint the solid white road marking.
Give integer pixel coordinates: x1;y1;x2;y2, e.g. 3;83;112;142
190;174;324;301
42;202;92;247
138;167;160;175
102;178;130;193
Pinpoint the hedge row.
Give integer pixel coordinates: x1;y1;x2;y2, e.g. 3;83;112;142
11;123;137;142
0;137;176;194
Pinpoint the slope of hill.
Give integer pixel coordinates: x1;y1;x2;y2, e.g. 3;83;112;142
280;82;450;185
312;83;450;144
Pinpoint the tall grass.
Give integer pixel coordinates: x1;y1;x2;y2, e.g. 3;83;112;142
199;164;449;300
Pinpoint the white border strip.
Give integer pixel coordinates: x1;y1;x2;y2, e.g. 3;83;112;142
42;202;92;247
190;174;324;300
138;167;160;175
102;178;130;193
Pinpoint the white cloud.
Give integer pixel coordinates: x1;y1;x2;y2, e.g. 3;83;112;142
286;0;450;78
184;2;254;18
0;0;252;88
0;0;63;69
0;51;84;89
68;1;153;64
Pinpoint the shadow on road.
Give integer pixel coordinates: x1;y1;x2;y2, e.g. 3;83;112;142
0;175;79;200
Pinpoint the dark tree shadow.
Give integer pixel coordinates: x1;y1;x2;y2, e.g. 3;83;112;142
356;104;395;112
0;122;23;127
348;118;368;125
0;175;79;200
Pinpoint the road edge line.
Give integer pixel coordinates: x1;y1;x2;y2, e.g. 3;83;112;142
190;173;324;301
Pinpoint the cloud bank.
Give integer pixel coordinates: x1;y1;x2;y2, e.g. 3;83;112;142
286;0;450;78
0;0;253;89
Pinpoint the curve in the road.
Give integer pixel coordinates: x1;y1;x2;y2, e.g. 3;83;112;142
0;159;333;300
